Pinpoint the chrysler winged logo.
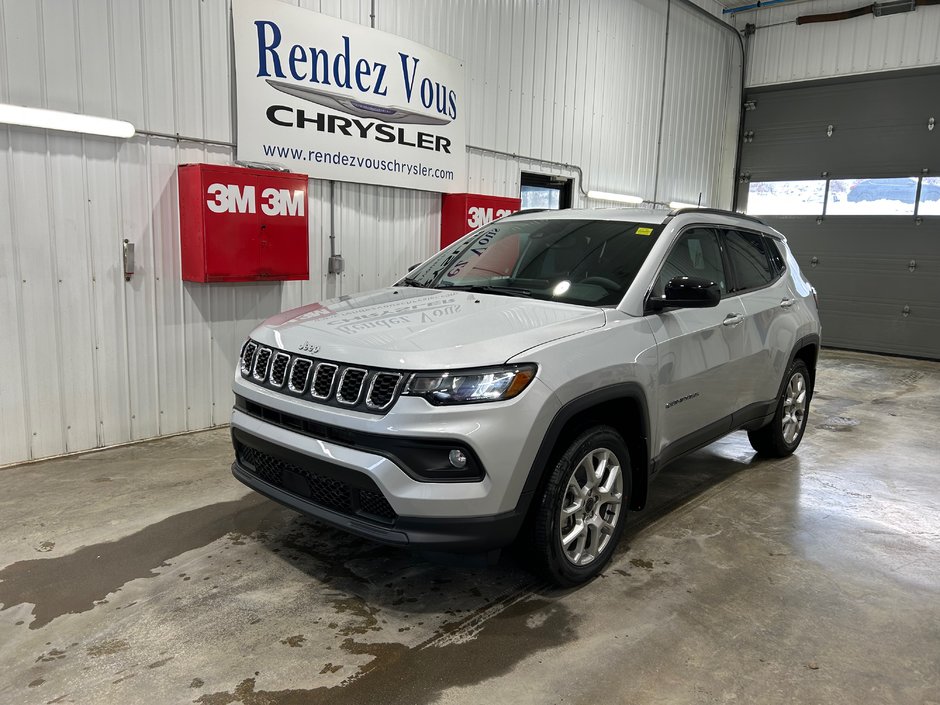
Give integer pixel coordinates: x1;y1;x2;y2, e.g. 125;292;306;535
266;79;452;126
298;341;320;354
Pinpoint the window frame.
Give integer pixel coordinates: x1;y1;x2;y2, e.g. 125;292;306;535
644;225;729;309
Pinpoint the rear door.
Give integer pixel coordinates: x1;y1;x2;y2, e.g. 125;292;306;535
646;227;749;460
721;229;797;409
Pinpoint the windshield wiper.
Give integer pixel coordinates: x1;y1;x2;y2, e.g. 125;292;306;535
397;277;428;288
436;284;532;297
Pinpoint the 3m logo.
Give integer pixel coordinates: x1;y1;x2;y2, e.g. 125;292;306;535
205;183;305;217
467;206;514;229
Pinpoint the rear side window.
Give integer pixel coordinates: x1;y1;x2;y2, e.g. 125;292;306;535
653;228;727;297
764;237;786;274
724;230;774;292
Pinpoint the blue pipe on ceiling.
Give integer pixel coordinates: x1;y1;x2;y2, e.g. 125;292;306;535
722;0;797;14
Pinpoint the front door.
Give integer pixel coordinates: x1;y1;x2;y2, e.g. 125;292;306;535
646;227;749;460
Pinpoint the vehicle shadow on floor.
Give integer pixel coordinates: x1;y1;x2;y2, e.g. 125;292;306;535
247;433;768;610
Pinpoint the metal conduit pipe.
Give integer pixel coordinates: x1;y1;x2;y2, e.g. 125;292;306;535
135;129;235;148
797;0;940;24
466;144;590;198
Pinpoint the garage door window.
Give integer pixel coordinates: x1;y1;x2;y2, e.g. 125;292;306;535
827;178;918;215
919;177;940;215
746;180;826;215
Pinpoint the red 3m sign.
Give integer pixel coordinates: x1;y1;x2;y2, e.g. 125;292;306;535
179;163;309;282
440;193;521;249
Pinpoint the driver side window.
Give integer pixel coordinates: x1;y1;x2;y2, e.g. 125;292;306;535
653;228;727;297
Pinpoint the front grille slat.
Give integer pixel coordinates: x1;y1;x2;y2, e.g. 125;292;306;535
237;444;397;524
311;363;338;400
288;358;312;393
337;368;367;405
366;372;403;410
269;353;290;387
240;341;258;376
252;347;273;382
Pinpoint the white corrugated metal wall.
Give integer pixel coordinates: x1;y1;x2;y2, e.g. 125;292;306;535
736;0;940;87
0;0;740;466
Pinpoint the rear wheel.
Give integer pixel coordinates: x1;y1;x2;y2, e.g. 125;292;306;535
532;426;631;586
748;359;811;457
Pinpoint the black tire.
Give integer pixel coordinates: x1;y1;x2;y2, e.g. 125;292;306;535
532;426;631;586
748;359;811;457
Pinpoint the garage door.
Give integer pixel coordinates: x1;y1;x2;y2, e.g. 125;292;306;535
738;68;940;359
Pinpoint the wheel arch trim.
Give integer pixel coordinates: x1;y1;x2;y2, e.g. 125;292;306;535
517;383;651;515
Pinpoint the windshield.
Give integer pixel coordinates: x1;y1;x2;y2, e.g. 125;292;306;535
401;218;663;306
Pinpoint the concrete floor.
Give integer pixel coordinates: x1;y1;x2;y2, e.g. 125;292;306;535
1;349;939;705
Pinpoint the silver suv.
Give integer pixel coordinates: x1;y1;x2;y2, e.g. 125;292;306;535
231;208;820;585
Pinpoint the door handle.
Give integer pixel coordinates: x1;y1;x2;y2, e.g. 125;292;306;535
780;298;795;308
722;313;744;326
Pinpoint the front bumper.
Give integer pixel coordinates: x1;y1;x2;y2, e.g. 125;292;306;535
231;370;559;517
232;427;527;551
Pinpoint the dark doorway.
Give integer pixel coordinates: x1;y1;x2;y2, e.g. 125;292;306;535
520;172;573;210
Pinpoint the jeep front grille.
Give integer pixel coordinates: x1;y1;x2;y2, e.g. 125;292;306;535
238;342;405;415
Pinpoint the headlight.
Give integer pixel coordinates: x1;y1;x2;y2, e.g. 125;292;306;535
402;364;537;405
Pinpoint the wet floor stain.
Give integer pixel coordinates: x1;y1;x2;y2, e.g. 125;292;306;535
195;597;574;705
35;648;66;662
280;635;306;648
0;494;280;629
86;638;129;657
818;416;859;432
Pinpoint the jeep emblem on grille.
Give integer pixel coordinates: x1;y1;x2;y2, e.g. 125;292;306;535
298;342;320;354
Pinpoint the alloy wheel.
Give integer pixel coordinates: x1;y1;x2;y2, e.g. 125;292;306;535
558;447;624;566
782;371;808;444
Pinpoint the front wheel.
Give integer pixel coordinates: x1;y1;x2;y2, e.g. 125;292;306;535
748;359;811;457
532;426;631;586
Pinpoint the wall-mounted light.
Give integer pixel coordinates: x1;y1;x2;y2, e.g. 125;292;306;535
0;104;136;138
669;201;700;210
586;190;643;204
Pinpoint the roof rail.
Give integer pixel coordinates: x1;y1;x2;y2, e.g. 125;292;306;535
668;207;767;226
503;208;550;217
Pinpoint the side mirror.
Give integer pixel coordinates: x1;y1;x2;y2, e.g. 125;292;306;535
648;276;721;311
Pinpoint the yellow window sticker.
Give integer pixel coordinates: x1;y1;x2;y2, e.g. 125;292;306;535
635;227;653;236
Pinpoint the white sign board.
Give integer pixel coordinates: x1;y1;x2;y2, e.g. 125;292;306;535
232;0;467;193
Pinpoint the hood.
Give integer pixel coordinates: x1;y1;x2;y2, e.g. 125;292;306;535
250;288;606;370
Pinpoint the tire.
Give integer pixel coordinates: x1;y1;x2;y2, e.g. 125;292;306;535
747;359;811;457
532;426;631;586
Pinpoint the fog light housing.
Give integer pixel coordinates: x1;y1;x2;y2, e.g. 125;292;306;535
448;449;468;468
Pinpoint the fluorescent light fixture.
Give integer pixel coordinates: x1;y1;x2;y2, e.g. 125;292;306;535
669;201;700;209
0;104;135;138
586;190;643;205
